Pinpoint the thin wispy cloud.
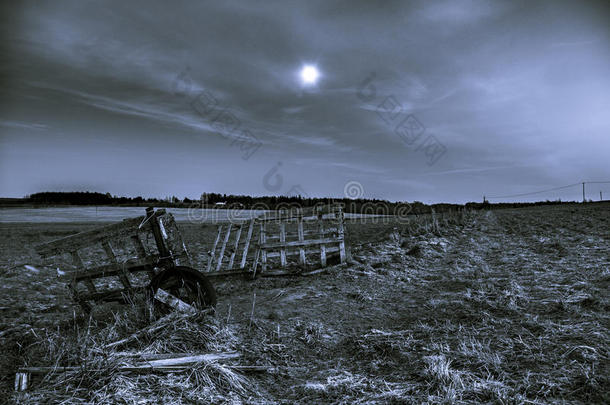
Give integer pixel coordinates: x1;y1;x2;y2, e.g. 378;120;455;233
0;120;48;130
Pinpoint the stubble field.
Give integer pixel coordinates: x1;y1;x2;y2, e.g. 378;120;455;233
1;204;608;404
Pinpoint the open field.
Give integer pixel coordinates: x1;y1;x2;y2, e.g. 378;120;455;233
1;204;609;403
0;207;266;223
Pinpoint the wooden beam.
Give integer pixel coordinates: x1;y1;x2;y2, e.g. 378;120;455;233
260;222;267;273
239;220;255;269
104;308;214;349
158;213;192;267
279;223;287;267
204;269;249;277
336;206;346;264
134;352;240;367
216;224;232;272
207;225;223;272
265;246;339;258
131;235;147;257
147;208;171;265
319;221;327;267
35;209;165;257
79;286;147;302
102;241;132;289
14;372;28;391
297;216;306;265
131;235;155;278
61;255;160;281
154;288;197;314
260;237;341;250
70;251;96;293
228;224;242;269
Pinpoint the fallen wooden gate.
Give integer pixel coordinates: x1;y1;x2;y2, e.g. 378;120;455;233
253;205;346;275
200;204;347;277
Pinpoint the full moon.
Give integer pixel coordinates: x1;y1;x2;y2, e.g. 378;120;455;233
300;65;320;85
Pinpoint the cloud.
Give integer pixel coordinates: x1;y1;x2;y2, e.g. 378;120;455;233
1;0;609;202
0;120;48;130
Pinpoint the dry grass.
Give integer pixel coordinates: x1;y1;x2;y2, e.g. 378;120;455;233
1;203;609;403
8;300;263;404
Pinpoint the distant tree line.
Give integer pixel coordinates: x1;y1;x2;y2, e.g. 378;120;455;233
16;191;585;215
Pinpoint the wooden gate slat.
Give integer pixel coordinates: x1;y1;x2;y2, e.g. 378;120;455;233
70;251;97;293
131;235;155;278
240;220;255;269
216;224;232;272
207;226;223;272
318;221;327;267
260;222;267;273
102;241;131;289
228;224;242;269
279;223;287;267
297;216;306;265
336;207;346;263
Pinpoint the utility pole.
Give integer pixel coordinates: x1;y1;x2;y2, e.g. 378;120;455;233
582;182;585;203
601;191;603;201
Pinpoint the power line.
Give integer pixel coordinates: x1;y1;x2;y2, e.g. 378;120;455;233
487;182;581;199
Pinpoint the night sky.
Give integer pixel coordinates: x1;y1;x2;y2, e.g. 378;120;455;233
1;0;609;203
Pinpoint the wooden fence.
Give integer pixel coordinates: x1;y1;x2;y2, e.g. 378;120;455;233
202;205;347;277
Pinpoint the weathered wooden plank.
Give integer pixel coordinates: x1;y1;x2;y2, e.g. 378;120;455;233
16;363;266;379
279;223;287;267
216;224;232;272
255;206;349;223
102;241;132;288
16;352;241;376
131;235;155;278
111;352;200;360
319;221;327;267
35;210;166;257
261;237;341;250
70;251;97;293
297;217;306;265
204;269;249;277
14;372;28;391
65;280;92;312
336;206;346;264
154;288;197;314
131;235;147;257
260;222;267;273
158;213;192;267
265;228;338;240
136;352;240;367
240;220;254;269
105;312;182;349
147;208;171;264
207;225;223;272
228;224;242;269
79;286;147;302
61;255;160;281
265;246;340;259
251;241;261;276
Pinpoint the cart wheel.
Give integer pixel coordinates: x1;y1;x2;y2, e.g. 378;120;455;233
149;266;217;312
